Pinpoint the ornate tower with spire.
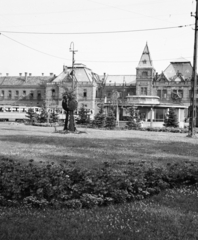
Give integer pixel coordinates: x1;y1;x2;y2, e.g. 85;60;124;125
136;43;156;96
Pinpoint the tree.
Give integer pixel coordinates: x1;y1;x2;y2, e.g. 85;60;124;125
164;108;179;128
92;104;106;128
25;108;38;125
38;104;48;123
77;105;90;124
105;109;116;129
62;89;78;132
50;109;59;124
126;105;141;130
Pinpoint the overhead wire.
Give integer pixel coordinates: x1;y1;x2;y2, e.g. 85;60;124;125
0;33;192;64
0;24;193;35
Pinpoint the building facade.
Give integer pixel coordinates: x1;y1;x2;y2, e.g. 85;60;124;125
0;43;196;127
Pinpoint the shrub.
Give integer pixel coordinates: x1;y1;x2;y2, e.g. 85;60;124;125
105;109;116;129
126;106;141;130
76;105;90;125
92;105;106;128
164;108;179;128
0;158;198;209
25;108;38;124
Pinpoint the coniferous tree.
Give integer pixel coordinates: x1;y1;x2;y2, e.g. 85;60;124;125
126;105;141;130
77;105;90;124
164;108;179;128
93;105;106;128
50;110;59;124
38;104;48;123
105;109;116;129
26;108;38;124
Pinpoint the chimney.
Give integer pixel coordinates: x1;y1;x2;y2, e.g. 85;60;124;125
63;65;67;73
42;73;44;76
6;73;9;76
50;73;53;76
19;73;22;76
25;72;28;82
29;73;32;76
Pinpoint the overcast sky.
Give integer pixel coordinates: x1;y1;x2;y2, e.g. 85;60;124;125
0;0;196;76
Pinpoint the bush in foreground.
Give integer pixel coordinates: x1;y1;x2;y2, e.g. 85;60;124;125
0;158;198;209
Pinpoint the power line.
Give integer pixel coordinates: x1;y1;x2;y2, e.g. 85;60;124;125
0;33;70;61
0;24;193;35
0;33;193;64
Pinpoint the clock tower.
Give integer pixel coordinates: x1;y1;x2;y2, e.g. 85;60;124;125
136;43;155;96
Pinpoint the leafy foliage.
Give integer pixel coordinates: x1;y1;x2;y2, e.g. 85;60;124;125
164;108;179;128
105;109;116;129
126;106;141;130
0;158;198;209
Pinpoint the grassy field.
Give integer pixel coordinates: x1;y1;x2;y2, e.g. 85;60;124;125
0;122;198;240
0;122;198;169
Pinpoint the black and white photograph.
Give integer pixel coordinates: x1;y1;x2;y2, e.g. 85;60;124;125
0;0;198;239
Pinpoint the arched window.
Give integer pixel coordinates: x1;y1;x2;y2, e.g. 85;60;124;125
51;89;56;99
83;89;87;98
142;71;148;77
8;90;12;99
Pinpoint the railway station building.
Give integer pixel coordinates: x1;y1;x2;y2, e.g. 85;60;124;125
0;43;195;127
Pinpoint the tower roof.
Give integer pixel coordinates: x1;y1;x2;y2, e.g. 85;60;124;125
137;43;154;68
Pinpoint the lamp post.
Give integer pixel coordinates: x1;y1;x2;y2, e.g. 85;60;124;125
69;42;78;90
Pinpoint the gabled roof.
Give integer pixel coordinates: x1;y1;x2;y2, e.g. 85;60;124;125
163;60;192;81
0;76;54;86
137;43;154;68
52;65;99;84
52;70;73;83
105;75;136;86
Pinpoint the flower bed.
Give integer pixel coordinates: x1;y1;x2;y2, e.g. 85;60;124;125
0;158;198;209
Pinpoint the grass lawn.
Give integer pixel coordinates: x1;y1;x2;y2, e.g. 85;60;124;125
0;122;198;169
0;122;198;240
1;187;198;240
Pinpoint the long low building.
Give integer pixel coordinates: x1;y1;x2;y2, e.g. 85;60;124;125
0;44;196;127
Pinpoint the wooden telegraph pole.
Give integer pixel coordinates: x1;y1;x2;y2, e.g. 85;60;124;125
188;0;198;137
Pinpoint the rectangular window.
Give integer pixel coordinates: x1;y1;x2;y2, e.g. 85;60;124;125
83;89;87;98
178;89;183;98
23;90;26;99
15;90;19;99
162;89;167;99
37;90;41;99
8;90;12;99
157;90;161;98
141;87;147;95
30;91;34;99
1;90;4;99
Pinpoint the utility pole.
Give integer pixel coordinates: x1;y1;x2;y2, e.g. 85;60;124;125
69;42;78;90
188;0;198;137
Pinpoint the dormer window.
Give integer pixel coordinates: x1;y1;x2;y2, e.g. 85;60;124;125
143;60;147;64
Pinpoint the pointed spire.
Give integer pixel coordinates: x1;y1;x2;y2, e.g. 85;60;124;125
137;43;153;68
